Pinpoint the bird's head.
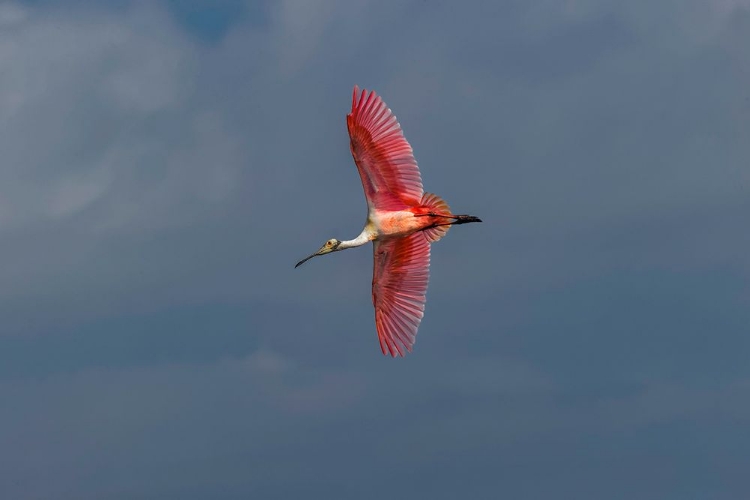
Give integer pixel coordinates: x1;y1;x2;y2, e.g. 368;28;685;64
295;238;341;268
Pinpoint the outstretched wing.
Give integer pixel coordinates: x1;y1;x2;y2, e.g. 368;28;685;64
347;85;424;210
372;232;431;356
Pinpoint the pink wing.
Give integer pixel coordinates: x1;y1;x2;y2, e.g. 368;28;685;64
372;232;431;356
347;85;424;210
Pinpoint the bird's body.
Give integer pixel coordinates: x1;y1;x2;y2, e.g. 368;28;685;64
372;209;419;238
296;86;481;357
368;207;441;239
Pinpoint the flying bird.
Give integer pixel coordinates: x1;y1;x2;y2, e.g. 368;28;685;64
295;86;481;356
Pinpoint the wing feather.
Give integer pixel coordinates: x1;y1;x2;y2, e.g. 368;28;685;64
347;86;424;210
372;232;431;356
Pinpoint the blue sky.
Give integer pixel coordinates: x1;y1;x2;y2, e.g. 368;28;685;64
0;1;749;498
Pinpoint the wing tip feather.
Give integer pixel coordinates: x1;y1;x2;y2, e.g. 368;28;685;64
352;85;360;112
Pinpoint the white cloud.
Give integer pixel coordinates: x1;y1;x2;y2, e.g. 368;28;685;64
47;168;113;218
0;2;26;27
0;3;257;324
0;3;240;232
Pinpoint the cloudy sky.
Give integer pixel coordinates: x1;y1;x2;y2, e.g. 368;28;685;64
1;0;749;498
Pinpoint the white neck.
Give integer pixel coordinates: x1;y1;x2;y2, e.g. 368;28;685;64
338;227;374;250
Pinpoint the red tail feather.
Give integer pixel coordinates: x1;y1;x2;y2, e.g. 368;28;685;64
420;192;452;242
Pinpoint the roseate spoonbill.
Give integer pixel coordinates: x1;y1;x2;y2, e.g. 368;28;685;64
295;86;481;356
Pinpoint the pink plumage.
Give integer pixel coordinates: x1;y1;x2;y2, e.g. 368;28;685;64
295;86;481;356
347;86;423;209
372;232;431;356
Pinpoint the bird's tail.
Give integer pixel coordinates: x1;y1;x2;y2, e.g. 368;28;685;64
418;193;482;242
420;193;453;242
420;193;451;242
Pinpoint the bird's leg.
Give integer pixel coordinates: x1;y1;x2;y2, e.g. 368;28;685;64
429;220;454;227
451;215;483;224
414;212;449;218
416;213;483;227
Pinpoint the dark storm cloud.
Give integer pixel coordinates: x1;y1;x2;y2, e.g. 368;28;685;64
1;1;749;499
